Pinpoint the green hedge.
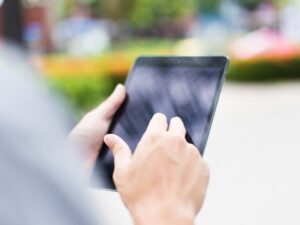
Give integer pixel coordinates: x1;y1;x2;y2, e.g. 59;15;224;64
228;57;300;82
49;76;125;116
49;56;300;115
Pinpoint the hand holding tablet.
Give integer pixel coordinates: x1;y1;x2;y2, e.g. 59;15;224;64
103;113;210;225
93;56;229;189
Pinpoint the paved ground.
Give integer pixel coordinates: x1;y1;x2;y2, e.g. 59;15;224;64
90;82;300;225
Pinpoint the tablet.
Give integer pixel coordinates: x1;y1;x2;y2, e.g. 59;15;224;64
92;56;229;189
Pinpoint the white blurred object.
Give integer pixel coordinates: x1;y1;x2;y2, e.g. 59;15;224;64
280;3;300;44
67;26;110;56
220;0;247;34
174;38;204;56
53;19;110;56
0;0;4;6
202;21;228;53
254;3;277;27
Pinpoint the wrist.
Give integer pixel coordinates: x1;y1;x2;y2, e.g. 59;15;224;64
68;132;97;175
130;202;195;225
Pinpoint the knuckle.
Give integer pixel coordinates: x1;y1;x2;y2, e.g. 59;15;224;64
113;169;123;183
167;133;185;145
112;171;120;183
201;161;210;181
188;144;201;157
150;144;162;155
147;131;162;141
112;142;123;153
188;142;197;149
114;142;122;151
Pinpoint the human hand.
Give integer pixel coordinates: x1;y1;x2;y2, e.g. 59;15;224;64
68;84;126;173
104;113;210;225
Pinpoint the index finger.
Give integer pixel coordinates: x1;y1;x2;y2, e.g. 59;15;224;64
145;113;168;133
168;117;186;137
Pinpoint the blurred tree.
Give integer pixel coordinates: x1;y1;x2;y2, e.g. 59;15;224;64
61;0;133;20
61;0;75;17
61;0;210;28
73;0;197;37
129;0;196;29
97;0;134;20
196;0;221;13
234;0;263;9
233;0;290;10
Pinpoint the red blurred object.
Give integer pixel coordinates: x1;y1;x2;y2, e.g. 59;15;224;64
230;28;299;61
0;4;52;51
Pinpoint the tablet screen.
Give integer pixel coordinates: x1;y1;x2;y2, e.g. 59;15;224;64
94;57;228;189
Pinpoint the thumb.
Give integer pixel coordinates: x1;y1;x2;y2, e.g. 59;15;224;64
97;84;126;119
104;134;132;171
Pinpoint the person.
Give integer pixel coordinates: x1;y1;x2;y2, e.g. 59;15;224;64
0;46;209;225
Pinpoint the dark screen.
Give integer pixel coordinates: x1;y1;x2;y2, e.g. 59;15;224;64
94;57;227;189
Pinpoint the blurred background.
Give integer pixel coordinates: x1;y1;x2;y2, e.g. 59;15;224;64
1;1;300;225
1;0;300;114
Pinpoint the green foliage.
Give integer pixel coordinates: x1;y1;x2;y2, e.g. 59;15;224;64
233;0;263;9
129;0;196;28
49;76;125;115
196;0;221;13
97;0;134;20
228;57;300;82
232;0;290;9
61;0;74;17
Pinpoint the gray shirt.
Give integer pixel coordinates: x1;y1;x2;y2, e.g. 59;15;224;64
0;45;102;225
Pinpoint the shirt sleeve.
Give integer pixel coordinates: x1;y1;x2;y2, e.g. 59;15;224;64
0;46;103;225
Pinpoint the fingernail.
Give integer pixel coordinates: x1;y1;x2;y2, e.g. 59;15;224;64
115;84;123;91
104;134;115;147
171;116;182;122
153;112;166;119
